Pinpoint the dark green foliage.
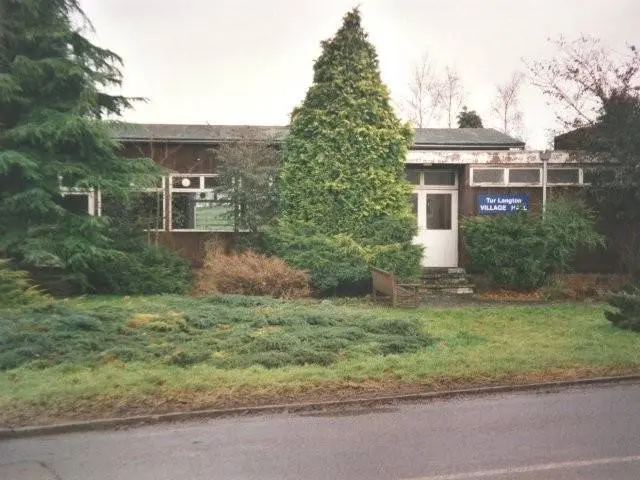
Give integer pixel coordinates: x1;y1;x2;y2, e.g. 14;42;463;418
92;193;192;294
605;289;640;332
368;243;422;282
0;0;164;290
0;296;433;371
354;215;422;281
584;93;640;274
262;222;370;294
463;199;604;290
587;93;640;223
357;215;417;245
465;212;547;289
84;246;192;295
457;106;483;128
0;258;46;306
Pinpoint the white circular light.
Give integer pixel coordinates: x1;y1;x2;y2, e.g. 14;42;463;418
181;178;191;187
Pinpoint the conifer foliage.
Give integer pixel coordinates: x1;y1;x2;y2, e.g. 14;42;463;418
279;8;415;237
274;9;422;288
0;1;179;291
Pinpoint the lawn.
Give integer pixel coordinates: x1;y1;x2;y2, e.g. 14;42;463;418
1;294;639;426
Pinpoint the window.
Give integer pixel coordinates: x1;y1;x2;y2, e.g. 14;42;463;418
509;168;541;184
98;178;165;230
58;174;240;231
547;168;580;185
405;169;421;185
410;193;418;217
59;192;91;215
471;167;586;187
169;174;233;231
101;191;165;230
405;169;457;186
59;185;97;215
424;170;456;186
472;169;504;185
426;194;452;230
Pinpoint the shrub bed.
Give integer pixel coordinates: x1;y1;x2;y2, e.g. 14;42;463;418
463;199;604;290
606;288;640;332
0;298;433;371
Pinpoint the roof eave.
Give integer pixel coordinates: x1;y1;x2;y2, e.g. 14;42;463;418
412;143;525;149
115;137;283;144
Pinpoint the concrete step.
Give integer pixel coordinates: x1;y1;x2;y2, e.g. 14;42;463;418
422;275;471;284
421;285;475;295
423;267;466;275
420;267;475;294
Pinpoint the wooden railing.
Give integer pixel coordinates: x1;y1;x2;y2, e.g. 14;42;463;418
371;267;421;307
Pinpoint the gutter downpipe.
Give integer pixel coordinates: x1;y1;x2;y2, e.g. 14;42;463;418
541;150;551;218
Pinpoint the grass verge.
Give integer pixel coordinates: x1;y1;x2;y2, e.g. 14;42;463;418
1;295;639;426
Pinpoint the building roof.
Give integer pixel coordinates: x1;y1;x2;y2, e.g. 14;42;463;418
413;128;524;148
110;123;525;149
110;123;288;143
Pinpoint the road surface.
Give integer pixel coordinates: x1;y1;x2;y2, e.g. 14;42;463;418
1;383;639;479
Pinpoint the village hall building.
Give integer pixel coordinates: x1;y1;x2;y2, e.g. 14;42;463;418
71;124;592;268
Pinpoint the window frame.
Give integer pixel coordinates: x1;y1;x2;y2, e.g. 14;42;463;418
93;178;167;231
168;173;235;232
470;167;507;186
507;168;542;186
405;168;458;189
59;187;97;216
470;167;585;187
546;167;583;186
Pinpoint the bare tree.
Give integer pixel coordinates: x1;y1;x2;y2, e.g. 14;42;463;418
525;36;640;128
213;129;280;234
404;53;443;128
491;71;525;137
440;66;465;128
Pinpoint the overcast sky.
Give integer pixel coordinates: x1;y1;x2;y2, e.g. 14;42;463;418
81;0;639;149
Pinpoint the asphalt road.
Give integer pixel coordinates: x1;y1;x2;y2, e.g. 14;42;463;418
1;383;639;480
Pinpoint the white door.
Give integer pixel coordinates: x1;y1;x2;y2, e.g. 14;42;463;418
408;170;459;268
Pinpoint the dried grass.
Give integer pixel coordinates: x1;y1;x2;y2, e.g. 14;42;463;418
195;245;310;299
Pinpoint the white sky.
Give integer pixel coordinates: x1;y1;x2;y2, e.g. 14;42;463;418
80;0;639;149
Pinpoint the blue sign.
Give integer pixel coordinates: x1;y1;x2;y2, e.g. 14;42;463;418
477;194;528;215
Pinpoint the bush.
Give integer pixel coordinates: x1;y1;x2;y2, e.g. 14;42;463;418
0;259;47;306
463;199;604;290
357;214;418;246
359;214;423;281
195;245;310;298
605;288;640;331
260;221;422;294
262;223;370;294
368;243;422;281
85;245;192;295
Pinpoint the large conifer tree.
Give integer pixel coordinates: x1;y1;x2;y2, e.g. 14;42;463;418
0;1;160;282
279;8;414;238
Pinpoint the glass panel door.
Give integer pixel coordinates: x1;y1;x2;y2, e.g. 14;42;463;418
426;193;452;230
